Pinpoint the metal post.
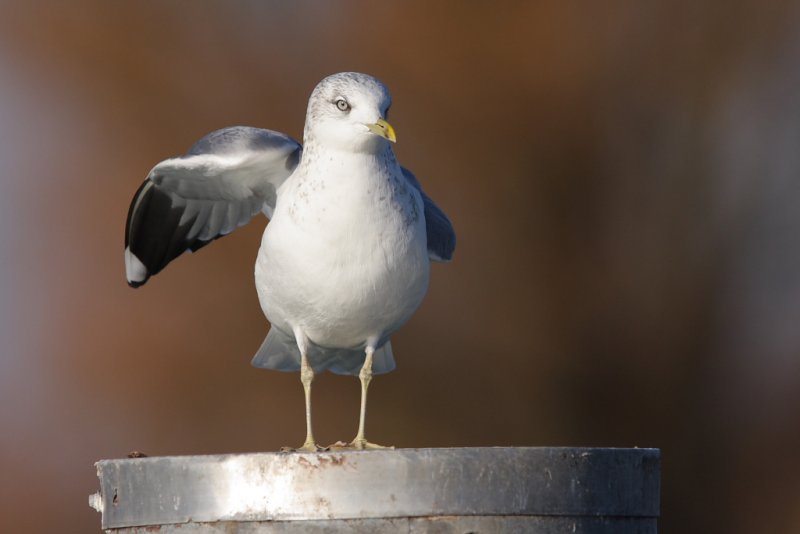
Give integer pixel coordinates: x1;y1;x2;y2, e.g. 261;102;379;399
90;447;660;533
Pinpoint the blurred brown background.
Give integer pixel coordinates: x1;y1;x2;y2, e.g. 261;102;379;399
1;1;799;532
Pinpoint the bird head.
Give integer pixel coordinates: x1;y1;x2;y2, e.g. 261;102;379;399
303;72;396;154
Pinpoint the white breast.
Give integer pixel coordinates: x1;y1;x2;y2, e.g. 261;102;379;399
255;150;430;350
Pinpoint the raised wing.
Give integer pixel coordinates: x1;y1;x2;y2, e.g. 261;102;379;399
125;127;301;287
401;167;456;262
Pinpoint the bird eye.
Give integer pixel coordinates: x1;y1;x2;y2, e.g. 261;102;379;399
335;99;350;112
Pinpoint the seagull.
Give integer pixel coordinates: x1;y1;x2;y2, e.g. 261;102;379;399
124;72;455;451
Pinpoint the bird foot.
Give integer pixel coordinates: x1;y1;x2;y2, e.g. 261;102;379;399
281;439;328;453
328;439;394;450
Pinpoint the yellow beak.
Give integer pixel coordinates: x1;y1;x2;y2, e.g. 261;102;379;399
366;118;397;143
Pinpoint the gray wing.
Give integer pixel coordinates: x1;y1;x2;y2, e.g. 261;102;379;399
125;126;301;287
401;167;456;262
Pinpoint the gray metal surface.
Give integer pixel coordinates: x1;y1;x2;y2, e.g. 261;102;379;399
91;447;660;531
109;517;658;533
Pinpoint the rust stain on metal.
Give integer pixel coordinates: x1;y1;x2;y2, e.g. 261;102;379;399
318;454;346;467
317;496;332;516
295;454;347;470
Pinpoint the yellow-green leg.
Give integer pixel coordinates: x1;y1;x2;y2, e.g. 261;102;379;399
298;350;326;451
349;347;392;450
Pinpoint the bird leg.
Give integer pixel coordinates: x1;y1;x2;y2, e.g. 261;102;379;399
348;347;392;450
295;349;325;452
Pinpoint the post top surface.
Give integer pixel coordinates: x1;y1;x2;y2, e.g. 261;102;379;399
92;447;661;529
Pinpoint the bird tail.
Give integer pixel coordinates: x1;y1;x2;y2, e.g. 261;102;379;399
251;327;396;376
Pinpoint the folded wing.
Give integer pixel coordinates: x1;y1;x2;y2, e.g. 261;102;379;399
401;167;456;262
125;127;302;287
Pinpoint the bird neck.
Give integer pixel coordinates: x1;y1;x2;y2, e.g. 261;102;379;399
303;128;394;154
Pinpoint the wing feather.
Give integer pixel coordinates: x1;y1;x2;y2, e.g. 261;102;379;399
401;167;456;262
202;201;226;240
125;127;301;287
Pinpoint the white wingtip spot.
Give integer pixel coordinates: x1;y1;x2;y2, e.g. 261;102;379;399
428;251;452;263
88;492;103;513
125;247;148;283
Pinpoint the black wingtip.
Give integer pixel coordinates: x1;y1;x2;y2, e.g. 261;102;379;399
127;278;147;289
125;178;204;284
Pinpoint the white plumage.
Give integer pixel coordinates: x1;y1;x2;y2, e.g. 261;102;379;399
124;72;455;450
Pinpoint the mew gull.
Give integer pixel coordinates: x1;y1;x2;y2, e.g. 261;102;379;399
124;72;455;451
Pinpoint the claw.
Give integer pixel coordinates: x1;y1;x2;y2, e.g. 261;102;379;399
281;441;328;453
350;438;393;450
327;439;393;450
